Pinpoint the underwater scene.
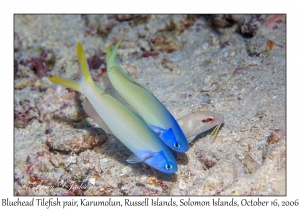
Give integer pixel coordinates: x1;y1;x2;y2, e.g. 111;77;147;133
14;14;286;196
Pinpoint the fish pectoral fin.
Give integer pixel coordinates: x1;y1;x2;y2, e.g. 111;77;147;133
187;136;196;143
160;128;175;142
149;125;176;145
82;100;113;135
186;124;222;143
126;154;143;163
149;124;167;135
210;124;222;141
126;150;162;164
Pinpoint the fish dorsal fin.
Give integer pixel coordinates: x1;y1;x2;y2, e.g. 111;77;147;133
108;66;152;93
82;100;113;135
101;72;124;101
101;72;143;120
106;27;150;92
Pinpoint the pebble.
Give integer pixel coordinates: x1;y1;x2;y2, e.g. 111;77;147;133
179;179;187;190
89;177;95;185
121;166;132;175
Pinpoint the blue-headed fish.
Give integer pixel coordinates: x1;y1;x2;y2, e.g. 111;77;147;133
105;28;189;152
49;43;177;174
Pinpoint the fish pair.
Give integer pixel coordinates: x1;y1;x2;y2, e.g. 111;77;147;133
49;28;223;174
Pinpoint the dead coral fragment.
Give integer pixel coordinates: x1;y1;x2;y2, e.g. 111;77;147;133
21;151;67;195
196;150;218;169
142;51;158;58
267;130;280;145
46;127;107;153
149;32;182;52
87;51;105;70
28;57;47;78
238;15;261;38
179;15;201;32
84;15;118;36
210;14;236;29
14;99;39;128
116;14;143;21
266;14;286;30
84;185;115;196
36;85;85;122
236;154;260;174
18;47;56;78
245;37;268;57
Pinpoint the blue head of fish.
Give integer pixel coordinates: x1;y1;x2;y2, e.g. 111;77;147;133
135;149;177;174
149;124;189;153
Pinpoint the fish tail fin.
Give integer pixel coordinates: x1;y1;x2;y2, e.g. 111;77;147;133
49;42;95;92
106;26;131;67
76;42;94;85
48;76;81;92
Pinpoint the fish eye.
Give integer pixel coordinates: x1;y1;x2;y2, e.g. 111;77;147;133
165;163;173;170
174;142;181;149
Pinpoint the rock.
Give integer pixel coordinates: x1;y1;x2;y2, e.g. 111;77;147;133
46;127;107;154
196;150;218;169
36;85;86;122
